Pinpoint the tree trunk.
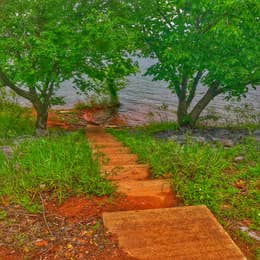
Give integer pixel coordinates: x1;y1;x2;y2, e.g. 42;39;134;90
188;87;219;127
176;76;190;127
34;104;49;136
177;98;188;127
107;81;119;106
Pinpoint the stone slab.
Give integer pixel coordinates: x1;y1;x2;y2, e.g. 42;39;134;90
113;179;177;208
115;179;172;197
89;141;126;148
101;154;138;166
102;164;150;172
103;206;246;260
95;147;131;155
102;165;150;181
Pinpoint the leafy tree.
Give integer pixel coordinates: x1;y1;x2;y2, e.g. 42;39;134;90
127;0;260;127
0;0;135;135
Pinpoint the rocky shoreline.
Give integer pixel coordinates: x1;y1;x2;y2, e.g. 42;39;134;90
154;128;260;147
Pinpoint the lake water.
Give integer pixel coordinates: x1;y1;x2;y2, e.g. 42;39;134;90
15;58;260;125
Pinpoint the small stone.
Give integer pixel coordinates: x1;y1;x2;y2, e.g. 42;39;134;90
234;156;244;162
49;236;56;241
221;204;232;210
191;136;206;144
235;179;246;189
35;239;48;247
0;146;13;156
39;184;46;190
81;230;88;236
23;246;30;253
66;243;73;249
220;139;234;147
253;130;260;136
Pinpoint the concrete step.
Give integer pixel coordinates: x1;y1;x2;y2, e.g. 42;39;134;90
86;128;106;135
94;147;131;155
114;179;172;197
89;141;126;149
102;164;149;172
100;154;138;166
111;179;177;208
87;136;119;144
102;164;150;181
103;206;246;260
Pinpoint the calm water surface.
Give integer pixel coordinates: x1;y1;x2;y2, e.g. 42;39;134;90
18;58;260;125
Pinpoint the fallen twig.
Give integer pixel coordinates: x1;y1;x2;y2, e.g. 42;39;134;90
39;192;54;236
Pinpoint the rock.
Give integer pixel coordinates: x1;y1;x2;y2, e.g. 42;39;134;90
59;110;71;114
234;156;244;162
39;184;46;190
174;135;188;144
169;135;206;145
156;127;256;146
0;146;13;156
253;130;260;136
35;239;49;247
191;136;206;144
219;139;234;147
239;226;260;241
234;179;246;189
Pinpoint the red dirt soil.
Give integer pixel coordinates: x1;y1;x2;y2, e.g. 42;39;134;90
0;247;20;260
0;196;137;260
31;107;126;131
46;193;176;223
82;107;127;126
1;191;172;259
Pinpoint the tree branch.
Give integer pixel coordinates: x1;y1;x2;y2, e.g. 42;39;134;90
0;68;34;102
155;0;176;30
186;71;203;106
180;76;188;99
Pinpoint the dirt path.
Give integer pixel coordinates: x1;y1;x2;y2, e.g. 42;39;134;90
86;126;246;260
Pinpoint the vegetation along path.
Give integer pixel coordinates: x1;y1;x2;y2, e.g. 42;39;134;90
86;126;246;259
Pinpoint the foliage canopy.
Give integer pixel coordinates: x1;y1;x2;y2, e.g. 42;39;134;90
125;0;260;126
0;0;135;134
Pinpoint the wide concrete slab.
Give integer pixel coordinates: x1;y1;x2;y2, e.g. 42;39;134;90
103;206;246;260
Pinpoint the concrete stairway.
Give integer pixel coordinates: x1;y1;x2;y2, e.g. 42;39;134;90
86;126;245;260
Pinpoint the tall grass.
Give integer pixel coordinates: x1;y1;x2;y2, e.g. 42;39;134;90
0;101;34;140
0;131;113;212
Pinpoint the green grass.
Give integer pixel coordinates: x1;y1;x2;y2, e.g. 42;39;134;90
0;101;34;142
109;126;260;257
129;121;178;135
0;131;113;212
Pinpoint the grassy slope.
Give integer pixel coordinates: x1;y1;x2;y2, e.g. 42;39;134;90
109;126;260;258
0;102;113;212
0;131;113;212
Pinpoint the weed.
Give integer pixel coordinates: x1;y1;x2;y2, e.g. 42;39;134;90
74;95;114;110
0;210;7;220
